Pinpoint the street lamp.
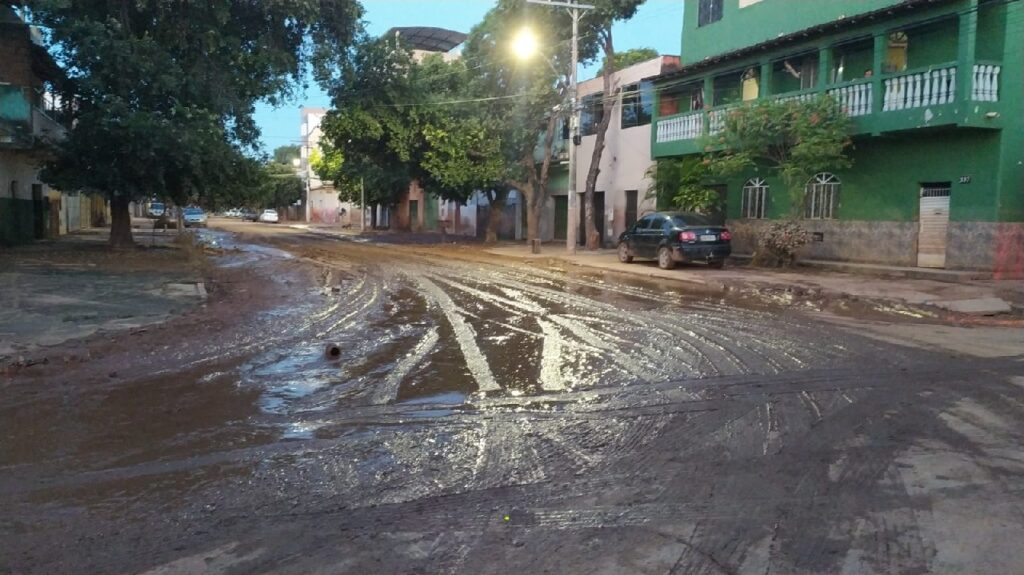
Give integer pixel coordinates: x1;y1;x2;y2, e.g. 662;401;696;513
516;0;594;255
511;27;539;61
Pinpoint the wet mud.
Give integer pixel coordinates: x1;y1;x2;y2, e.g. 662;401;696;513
3;225;1024;574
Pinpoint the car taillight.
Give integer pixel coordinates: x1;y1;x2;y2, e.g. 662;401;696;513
679;231;697;242
720;230;732;241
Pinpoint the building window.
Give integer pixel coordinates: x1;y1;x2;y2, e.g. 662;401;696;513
659;83;703;116
885;31;909;73
805;173;840;220
621;81;654;129
580;93;604;136
773;53;819;94
698;0;723;26
741;178;768;219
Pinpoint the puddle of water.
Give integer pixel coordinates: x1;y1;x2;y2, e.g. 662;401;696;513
241;346;342;415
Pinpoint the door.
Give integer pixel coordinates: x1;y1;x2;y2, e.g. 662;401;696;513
625;190;638;230
554;195;568;240
638;215;662;258
917;184;951;268
409;199;419;230
424;194;438;231
31;184;45;239
578;192;605;246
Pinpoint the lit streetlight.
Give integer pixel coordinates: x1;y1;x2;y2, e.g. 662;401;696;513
511;27;539;61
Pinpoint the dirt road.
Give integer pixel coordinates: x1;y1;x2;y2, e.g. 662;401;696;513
3;221;1024;574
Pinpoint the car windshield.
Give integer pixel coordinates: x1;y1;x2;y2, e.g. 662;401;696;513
264;210;276;214
670;213;713;227
184;208;203;215
151;203;164;209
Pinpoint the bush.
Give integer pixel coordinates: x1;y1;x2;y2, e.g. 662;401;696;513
754;220;811;267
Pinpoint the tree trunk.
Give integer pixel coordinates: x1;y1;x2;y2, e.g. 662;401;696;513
485;189;507;244
370;204;378;228
527;194;542;243
523;115;559;245
583;28;617;251
108;193;134;249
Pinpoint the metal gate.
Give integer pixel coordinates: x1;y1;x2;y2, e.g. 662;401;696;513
917;185;951;268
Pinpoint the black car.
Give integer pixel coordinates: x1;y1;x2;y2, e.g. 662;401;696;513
617;212;732;269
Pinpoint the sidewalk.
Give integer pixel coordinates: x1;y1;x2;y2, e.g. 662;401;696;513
485;245;1021;316
0;231;208;361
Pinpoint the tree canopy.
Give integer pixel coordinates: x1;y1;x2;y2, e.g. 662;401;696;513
603;47;659;71
273;145;301;166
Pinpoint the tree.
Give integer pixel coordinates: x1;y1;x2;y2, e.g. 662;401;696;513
704;96;854;217
579;0;645;250
317;34;424;228
273;145;301;166
257;163;304;210
460;0;577;245
27;0;362;247
644;157;721;213
702;96;854;265
603;47;659;72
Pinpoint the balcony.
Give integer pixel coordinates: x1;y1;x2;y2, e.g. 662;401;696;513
653;60;1003;158
0;84;68;149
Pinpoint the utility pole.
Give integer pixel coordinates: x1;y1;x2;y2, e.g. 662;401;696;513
360;177;366;232
526;0;594;255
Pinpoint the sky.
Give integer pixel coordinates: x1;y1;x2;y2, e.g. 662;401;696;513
253;0;684;154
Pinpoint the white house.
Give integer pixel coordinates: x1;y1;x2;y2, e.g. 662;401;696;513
540;55;681;246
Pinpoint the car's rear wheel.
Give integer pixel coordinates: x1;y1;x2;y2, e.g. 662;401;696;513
658;247;676;270
617;242;633;263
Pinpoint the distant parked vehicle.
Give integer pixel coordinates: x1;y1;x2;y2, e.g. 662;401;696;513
240;209;258;222
223;208;240;218
147;202;166;218
182;207;208;228
617;212;732;270
258;209;280;224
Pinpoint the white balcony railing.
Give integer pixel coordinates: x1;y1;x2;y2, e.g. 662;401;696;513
774;92;816;105
972;64;1001;102
827;81;873;117
709;105;740;135
655;110;704;143
883;64;956;111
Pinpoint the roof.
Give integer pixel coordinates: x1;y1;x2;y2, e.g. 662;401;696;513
384;26;467;52
646;0;953;85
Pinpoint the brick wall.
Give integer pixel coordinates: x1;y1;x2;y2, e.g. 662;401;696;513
0;25;38;87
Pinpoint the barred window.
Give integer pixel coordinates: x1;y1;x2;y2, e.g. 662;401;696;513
805;173;840;220
741;178;768;219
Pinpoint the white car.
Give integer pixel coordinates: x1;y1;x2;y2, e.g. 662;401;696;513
182;207;208;228
258;209;280;223
224;208;241;218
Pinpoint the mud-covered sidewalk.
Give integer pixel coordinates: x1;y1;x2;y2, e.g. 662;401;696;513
0;231;209;363
482;244;1023;317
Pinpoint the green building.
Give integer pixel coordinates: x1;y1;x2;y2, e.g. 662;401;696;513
649;0;1022;271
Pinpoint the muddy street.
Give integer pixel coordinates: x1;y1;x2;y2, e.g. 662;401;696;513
3;222;1024;574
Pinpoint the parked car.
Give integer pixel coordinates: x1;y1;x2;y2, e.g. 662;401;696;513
257;209;279;223
147;202;166;218
617;212;732;270
182;207;208;228
240;209;259;222
224;208;241;218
